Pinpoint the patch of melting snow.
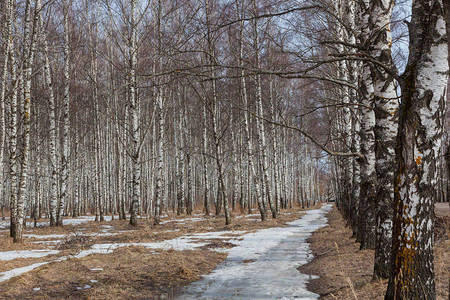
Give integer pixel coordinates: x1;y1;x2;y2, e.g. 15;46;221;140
0;262;50;282
245;214;263;218
100;225;114;229
73;230;247;258
159;217;204;225
0;216;116;229
90;268;103;271
0;220;39;229
24;230;120;243
0;255;70;282
177;204;333;299
31;240;63;245
76;284;91;290
24;234;67;239
63;216;113;225
190;231;247;238
160;229;181;233
0;250;60;261
90;279;98;283
94;232;119;237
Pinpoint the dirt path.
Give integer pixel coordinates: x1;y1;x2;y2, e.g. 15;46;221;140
176;204;333;299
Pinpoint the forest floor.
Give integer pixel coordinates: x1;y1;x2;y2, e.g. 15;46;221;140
299;204;450;300
0;204;321;299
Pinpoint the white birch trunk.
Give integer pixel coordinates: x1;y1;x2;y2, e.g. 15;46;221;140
57;0;71;226
358;0;377;249
129;0;140;226
269;77;281;212
0;0;11;220
205;0;230;224
154;85;164;224
252;0;276;218
8;41;19;238
15;0;37;242
202;104;210;215
38;0;58;226
368;0;399;278
387;1;448;297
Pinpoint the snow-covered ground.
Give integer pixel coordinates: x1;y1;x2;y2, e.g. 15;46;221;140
23;234;67;239
0;229;248;282
177;204;333;299
0;216;114;229
0;205;330;298
73;230;247;258
0;213;206;229
0;262;51;283
159;217;205;225
0;250;60;261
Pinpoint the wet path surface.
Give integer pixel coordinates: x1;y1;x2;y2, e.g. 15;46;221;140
177;204;333;300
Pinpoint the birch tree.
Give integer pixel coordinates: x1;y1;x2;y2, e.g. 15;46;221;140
365;0;399;279
7;0;18;238
129;0;140;226
236;0;266;220
0;1;11;220
153;0;164;225
205;0;230;225
13;0;38;242
386;0;448;298
357;0;377;249
252;0;276;219
37;0;58;226
57;0;71;226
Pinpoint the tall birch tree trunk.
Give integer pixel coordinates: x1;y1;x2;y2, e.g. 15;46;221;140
154;84;164;224
205;0;230;225
129;0;140;226
202;104;210;215
236;0;265;219
367;0;399;279
154;0;164;225
15;0;37;242
358;0;377;249
386;0;448;298
57;0;71;226
0;0;11;219
252;0;276;219
8;2;19;238
38;0;58;227
269;77;281;213
334;0;353;221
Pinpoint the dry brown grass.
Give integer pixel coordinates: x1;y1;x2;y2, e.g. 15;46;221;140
0;246;226;299
300;205;450;300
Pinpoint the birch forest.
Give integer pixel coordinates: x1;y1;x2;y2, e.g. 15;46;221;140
0;0;449;299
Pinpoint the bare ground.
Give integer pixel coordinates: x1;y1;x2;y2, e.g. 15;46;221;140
299;204;450;300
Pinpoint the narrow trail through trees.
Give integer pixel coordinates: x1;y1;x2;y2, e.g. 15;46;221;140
177;204;332;299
